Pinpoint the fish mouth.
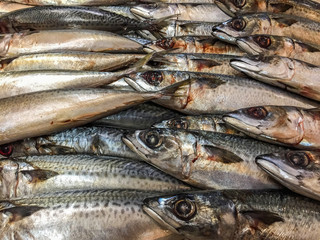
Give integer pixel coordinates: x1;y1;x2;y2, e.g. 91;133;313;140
230;57;262;73
222;114;262;136
256;156;300;186
122;133;150;161
236;39;262;55
211;29;236;44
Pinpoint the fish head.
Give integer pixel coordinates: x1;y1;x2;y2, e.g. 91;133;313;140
256;151;320;199
123;129;198;180
153;117;190;130
236;35;283;55
144;38;177;52
126;71;166;91
223;106;304;144
143;191;237;239
230;56;295;83
212;15;260;43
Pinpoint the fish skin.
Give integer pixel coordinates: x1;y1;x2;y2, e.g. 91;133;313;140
0;89;162;145
230;56;320;101
144;36;244;55
223;106;320;149
127;74;320;114
143;189;320;240
0;189;179;240
0;2;32;16
0;127;141;160
215;0;320;22
236;35;320;66
0;6;160;34
0;30;143;58
153;115;244;136
6;0;134;6
0;154;192;199
256;151;320;201
131;3;230;22
122;128;283;189
0;52;144;72
93;103;181;129
212;13;320;47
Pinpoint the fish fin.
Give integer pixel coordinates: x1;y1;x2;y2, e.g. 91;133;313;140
54;112;106;124
0;205;43;222
202;145;244;163
20;169;59;183
121;52;155;75
275;16;298;27
241;210;284;226
145;15;175;32
179;22;201;31
159;80;191;98
270;3;293;12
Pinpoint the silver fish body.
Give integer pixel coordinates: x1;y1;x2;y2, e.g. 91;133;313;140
223;106;320;149
230;56;320;101
256;151;320;201
6;0;134;6
143;189;320;240
0;155;192;199
236;35;320;66
0;189;178;240
123;128;283;189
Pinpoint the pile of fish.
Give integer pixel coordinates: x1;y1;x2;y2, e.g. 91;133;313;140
0;0;319;239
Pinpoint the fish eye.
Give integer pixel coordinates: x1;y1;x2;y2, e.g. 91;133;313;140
169;119;188;130
155;38;175;50
245;107;268;120
287;152;310;167
144;130;163;149
253;35;271;48
233;0;246;8
173;199;196;221
231;18;246;31
141;71;163;86
0;144;13;157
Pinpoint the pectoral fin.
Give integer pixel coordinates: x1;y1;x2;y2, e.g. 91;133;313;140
0;205;43;222
203;145;244;163
242;210;284;226
20;169;59;183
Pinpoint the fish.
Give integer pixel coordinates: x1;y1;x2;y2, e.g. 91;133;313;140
93;103;181;129
0;88;166;145
131;3;230;22
236;35;320;66
153;115;244;135
0;30;143;58
215;0;320;23
0;6;165;34
256;151;320;201
223;106;320;149
144;36;244;55
126;74;319;114
0;52;145;72
0;127;141;160
148;53;245;76
0;53;152;99
212;13;320;47
0;2;32;16
143;189;320;240
230;56;320;101
6;0;135;6
99;5;139;19
122;128;283;189
0;189;180;240
0;154;192;198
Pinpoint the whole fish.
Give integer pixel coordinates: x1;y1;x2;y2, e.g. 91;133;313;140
0;6;164;34
230;56;320;101
5;0;134;6
148;53;245;76
256;151;320;201
123;128;283;189
0;30;143;58
0;189;179;240
0;53;150;99
0;127;141;159
126;74;319;114
0;52;144;72
143;189;320;240
153;115;243;135
223;106;320;149
0;155;192;199
93;103;181;129
212;13;320;47
131;3;230;22
144;36;244;55
0;88;165;145
236;35;320;66
215;0;320;22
